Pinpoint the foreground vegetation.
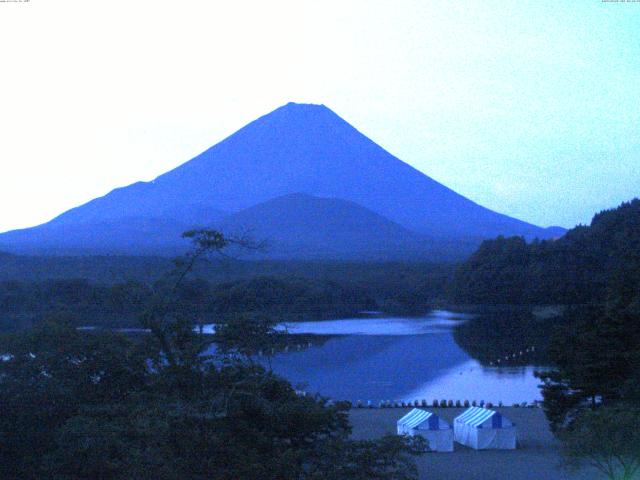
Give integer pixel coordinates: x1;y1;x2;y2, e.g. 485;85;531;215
0;230;424;480
0;319;425;479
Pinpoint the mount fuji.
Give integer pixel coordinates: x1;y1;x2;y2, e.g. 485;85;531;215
0;102;564;259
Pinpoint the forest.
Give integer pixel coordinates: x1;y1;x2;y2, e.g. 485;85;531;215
0;261;453;332
449;199;640;307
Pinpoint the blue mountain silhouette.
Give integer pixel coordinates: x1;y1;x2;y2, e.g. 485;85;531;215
0;102;564;258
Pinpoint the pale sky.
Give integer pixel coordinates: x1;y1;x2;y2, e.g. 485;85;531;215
1;0;638;233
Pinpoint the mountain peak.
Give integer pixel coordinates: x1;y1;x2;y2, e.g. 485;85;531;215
0;103;565;257
283;101;326;109
261;102;338;125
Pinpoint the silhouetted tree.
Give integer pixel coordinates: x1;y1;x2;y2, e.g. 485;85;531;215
559;405;640;480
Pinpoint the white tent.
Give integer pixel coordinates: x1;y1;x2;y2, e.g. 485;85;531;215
454;407;516;450
396;408;454;452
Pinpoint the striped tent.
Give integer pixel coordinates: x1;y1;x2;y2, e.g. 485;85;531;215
454;407;516;450
396;408;453;452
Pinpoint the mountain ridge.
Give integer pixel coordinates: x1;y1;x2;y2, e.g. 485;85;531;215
0;102;565;259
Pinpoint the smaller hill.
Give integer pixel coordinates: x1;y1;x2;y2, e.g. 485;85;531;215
218;193;472;260
218;193;448;260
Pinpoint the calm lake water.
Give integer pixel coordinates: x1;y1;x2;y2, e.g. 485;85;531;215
260;310;544;404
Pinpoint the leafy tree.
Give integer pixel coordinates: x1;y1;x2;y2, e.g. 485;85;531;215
0;314;147;479
139;229;260;370
213;312;282;359
559;405;640;480
306;435;425;480
536;276;640;480
537;303;640;432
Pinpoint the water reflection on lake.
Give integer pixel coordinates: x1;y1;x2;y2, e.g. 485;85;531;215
263;310;545;404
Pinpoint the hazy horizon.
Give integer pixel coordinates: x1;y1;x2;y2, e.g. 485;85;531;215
1;0;638;233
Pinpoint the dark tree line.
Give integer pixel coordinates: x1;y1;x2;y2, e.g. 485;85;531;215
450;199;640;306
0;276;376;332
0;262;454;332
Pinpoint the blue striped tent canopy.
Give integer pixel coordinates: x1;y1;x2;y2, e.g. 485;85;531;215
455;407;511;429
397;408;442;431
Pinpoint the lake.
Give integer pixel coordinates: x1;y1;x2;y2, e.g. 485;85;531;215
258;310;545;405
